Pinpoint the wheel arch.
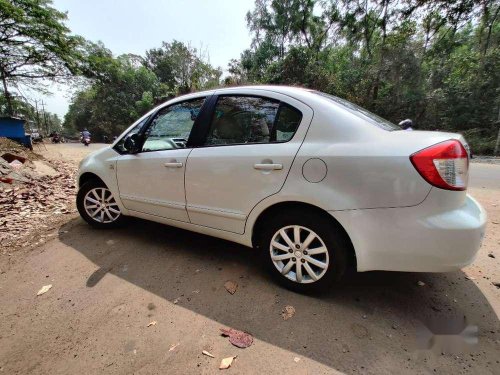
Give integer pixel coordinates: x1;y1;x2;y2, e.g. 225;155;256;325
251;201;357;270
79;172;105;188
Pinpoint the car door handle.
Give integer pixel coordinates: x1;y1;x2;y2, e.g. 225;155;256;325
164;162;183;168
254;163;283;171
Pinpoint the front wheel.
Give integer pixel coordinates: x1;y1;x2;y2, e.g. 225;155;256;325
259;210;349;293
77;179;125;228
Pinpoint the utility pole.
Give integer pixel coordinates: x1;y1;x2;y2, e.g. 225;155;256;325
34;100;42;136
40;101;49;135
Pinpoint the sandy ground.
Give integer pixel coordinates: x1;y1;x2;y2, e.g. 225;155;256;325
0;144;499;374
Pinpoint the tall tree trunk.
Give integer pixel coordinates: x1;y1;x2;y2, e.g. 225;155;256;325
484;5;500;56
0;66;14;116
372;0;389;102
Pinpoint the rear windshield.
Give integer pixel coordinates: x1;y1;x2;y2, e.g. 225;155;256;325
313;92;400;131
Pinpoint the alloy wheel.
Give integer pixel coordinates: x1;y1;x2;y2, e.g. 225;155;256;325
83;187;121;223
270;225;329;284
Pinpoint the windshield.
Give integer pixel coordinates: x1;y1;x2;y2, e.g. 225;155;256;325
313;92;400;131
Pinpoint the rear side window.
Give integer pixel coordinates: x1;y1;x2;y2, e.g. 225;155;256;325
274;104;302;142
314;91;399;131
204;95;302;146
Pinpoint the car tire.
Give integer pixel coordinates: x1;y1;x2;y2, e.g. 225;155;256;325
259;209;349;293
76;179;126;229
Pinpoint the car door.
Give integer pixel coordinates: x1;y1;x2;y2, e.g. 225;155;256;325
116;97;206;221
185;90;313;233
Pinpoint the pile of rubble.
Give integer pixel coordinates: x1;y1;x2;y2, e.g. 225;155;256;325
0;138;77;252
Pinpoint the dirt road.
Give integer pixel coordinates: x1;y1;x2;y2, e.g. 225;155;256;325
0;144;499;374
39;142;107;163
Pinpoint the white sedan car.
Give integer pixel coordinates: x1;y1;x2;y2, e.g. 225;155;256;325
77;86;486;292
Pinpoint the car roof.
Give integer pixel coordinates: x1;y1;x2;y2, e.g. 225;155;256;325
176;85;315;101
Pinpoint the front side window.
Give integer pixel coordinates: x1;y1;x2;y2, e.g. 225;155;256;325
204;96;302;146
114;116;150;153
142;98;205;152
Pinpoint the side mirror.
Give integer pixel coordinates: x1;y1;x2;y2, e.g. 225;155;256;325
124;133;141;154
398;119;413;130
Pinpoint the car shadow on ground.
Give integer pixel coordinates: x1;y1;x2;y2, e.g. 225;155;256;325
58;217;499;373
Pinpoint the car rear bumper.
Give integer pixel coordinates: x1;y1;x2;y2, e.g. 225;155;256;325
330;190;487;272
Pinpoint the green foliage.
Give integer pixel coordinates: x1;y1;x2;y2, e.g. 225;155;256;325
145;41;222;95
232;0;500;153
64;40;222;139
5;0;497;153
0;0;85;114
64;54;159;138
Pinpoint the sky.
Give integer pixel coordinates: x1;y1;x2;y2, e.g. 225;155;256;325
34;0;255;119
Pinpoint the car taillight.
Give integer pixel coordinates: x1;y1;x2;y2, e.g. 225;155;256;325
410;140;468;191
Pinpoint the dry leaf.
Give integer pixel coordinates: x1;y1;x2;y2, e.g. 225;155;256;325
220;327;253;348
37;284;52;296
202;350;215;358
281;305;295;320
147;321;157;327
224;280;238;295
219;356;236;369
168;343;180;352
294;357;301;363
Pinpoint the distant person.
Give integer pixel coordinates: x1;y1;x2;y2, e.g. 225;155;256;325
81;128;91;138
399;119;414;131
103;135;109;143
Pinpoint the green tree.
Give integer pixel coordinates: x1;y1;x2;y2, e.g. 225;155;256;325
145;40;221;95
235;0;500;153
0;0;85;115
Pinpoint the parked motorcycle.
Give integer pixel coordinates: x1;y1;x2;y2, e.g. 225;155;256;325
51;134;61;143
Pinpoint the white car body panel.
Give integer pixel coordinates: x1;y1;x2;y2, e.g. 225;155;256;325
116;148;191;221
78;85;486;274
331;189;486;272
185;88;314;233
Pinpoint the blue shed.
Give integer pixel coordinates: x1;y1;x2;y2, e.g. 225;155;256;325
0;117;33;149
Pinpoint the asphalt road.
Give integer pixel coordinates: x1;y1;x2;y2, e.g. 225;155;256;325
469;163;500;190
0;145;499;374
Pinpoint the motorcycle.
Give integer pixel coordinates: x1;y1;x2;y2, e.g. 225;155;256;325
82;136;91;146
51;134;61;143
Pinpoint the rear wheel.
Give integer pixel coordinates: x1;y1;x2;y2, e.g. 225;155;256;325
259;209;349;293
77;179;125;228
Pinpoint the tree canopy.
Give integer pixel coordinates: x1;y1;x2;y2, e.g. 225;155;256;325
1;0;499;153
226;0;500;153
63;41;222;139
0;0;85;114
